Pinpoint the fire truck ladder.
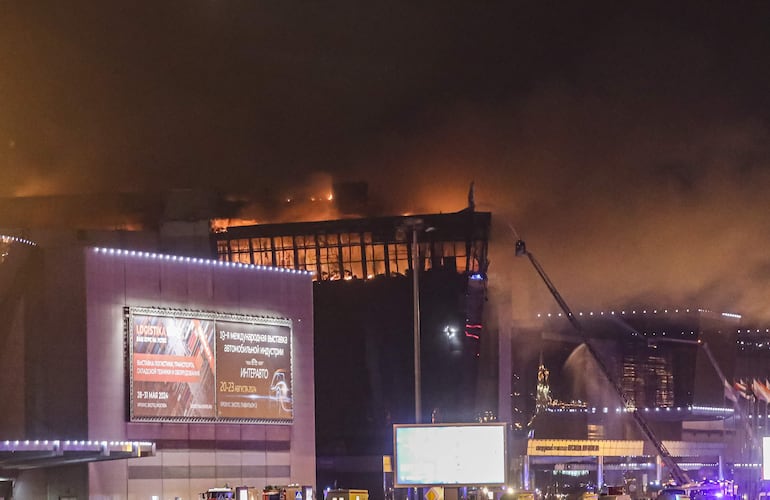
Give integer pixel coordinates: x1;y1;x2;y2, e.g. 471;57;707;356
699;341;758;446
515;239;691;486
647;336;758;449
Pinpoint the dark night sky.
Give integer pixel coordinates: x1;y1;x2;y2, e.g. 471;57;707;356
3;2;770;319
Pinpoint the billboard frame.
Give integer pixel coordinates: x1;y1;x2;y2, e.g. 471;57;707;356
125;306;293;424
392;422;507;488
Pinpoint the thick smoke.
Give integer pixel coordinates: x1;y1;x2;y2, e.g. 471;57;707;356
2;3;770;319
340;67;770;321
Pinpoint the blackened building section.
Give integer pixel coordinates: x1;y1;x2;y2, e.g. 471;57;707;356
213;211;491;500
734;327;770;383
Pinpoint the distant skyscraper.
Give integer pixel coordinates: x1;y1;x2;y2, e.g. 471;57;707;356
535;354;552;414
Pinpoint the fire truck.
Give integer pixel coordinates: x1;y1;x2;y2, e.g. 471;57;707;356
201;485;314;500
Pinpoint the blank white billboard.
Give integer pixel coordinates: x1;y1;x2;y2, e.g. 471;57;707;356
393;423;506;487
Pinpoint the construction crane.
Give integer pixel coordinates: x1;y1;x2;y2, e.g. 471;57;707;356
514;239;692;486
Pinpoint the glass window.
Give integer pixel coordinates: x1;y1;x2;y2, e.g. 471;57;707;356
217;240;229;259
454;241;469;272
349;248;363;279
469;241;483;272
276;249;294;268
251;237;271;252
430;240;443;269
292;234;318;278
319;245;340;280
298;247;318;279
228;239;251;264
253;251;272;266
229;238;249;253
418;242;431;271
249;238;271;265
366;243;386;278
341;239;363;280
317;233;342;280
396;243;408;274
387;243;409;275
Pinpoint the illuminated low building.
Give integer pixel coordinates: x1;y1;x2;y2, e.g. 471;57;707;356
503;307;770;496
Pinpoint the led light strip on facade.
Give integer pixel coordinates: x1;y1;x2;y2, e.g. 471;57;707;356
93;247;313;276
0;440;154;450
0;234;37;246
537;307;740;318
127;306;290;325
546;405;734;414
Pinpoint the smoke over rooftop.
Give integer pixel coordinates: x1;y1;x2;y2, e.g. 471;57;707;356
2;3;770;318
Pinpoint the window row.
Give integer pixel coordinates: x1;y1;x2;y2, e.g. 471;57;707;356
217;234;485;281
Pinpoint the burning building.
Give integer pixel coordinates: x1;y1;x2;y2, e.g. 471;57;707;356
0;183;493;499
212;209;492;499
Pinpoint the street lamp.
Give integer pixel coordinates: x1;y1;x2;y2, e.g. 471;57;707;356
402;217;424;424
400;217;437;424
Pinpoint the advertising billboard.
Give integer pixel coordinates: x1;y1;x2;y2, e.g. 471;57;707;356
216;320;292;420
131;314;216;419
128;307;292;423
393;423;506;487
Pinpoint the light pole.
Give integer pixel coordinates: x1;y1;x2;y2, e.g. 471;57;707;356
404;217;423;424
400;217;424;500
399;217;426;424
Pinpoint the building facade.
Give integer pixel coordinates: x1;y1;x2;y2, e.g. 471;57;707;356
504;308;770;496
509;308;741;439
212;210;492;499
0;236;315;498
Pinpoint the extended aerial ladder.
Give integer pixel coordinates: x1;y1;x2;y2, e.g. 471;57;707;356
647;336;759;449
514;239;692;486
699;341;757;444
